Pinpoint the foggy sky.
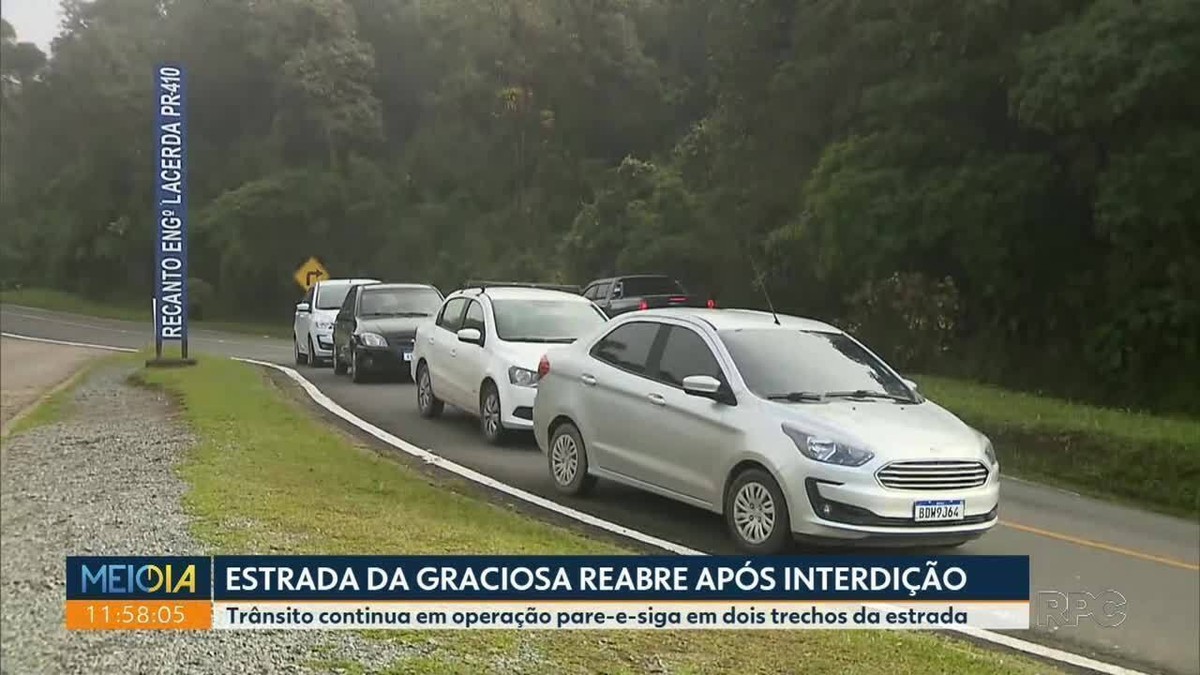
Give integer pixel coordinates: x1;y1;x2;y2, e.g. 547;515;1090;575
2;0;64;53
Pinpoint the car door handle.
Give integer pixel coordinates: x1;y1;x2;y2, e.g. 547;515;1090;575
580;374;597;386
647;393;666;406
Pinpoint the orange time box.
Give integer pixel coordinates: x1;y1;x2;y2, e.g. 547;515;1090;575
65;600;212;630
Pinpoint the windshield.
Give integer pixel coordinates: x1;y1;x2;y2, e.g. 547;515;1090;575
492;299;607;342
315;284;353;310
720;328;917;402
360;287;442;317
619;277;685;296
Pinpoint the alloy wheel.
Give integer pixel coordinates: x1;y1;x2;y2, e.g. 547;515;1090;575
418;369;432;411
550;433;579;486
482;390;501;439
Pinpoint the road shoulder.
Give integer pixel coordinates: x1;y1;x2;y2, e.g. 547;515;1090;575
0;337;110;435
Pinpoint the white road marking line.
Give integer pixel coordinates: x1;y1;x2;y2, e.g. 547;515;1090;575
0;332;1149;675
2;309;145;335
1;332;138;352
1;306;288;349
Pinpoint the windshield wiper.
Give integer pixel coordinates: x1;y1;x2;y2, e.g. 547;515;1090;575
766;391;824;403
824;389;914;403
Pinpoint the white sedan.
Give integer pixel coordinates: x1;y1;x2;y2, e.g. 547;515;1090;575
532;307;1000;553
411;284;608;444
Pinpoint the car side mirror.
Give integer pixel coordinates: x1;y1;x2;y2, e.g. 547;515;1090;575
457;327;483;345
903;378;918;391
683;375;734;405
296;302;310;313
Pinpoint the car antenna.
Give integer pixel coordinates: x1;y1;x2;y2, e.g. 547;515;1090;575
750;258;781;325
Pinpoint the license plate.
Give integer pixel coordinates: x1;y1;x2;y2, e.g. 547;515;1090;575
913;499;965;522
402;351;413;362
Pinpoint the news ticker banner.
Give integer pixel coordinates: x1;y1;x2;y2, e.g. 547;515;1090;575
65;555;1030;631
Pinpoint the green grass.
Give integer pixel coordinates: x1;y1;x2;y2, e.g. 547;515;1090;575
0;288;289;339
916;375;1200;519
140;356;1056;675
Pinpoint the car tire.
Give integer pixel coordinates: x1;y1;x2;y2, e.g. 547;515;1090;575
294;337;309;366
480;381;508;445
724;467;792;555
349;346;367;383
333;346;348;375
548;421;596;496
416;362;443;418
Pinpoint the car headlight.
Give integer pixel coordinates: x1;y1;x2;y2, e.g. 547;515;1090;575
982;435;998;467
358;332;387;348
781;425;874;467
314;319;333;330
509;366;539;387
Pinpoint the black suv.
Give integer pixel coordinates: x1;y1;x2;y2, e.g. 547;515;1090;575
581;274;713;317
332;282;444;382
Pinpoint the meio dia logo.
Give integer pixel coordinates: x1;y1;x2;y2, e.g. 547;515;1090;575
82;563;195;595
66;556;211;600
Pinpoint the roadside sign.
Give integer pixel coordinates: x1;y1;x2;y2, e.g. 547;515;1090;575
294;257;329;291
151;63;192;363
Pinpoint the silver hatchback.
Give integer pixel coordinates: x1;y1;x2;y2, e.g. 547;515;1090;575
532;308;1000;554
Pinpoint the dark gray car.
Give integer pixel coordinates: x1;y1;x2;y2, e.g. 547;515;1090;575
332;283;444;382
581;274;713;317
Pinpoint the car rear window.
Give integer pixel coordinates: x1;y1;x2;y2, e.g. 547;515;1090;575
619;277;685;296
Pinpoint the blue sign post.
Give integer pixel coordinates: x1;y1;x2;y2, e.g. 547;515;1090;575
150;64;194;366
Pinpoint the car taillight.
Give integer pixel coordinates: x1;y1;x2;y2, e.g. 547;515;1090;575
638;300;649;310
537;354;550;380
668;296;688;303
707;298;716;308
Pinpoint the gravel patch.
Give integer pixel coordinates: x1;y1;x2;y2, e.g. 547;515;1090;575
0;364;417;674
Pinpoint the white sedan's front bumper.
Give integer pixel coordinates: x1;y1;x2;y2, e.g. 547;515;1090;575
309;330;335;358
781;459;1000;545
498;380;537;430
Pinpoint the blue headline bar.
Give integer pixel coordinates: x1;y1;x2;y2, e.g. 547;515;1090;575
208;555;1029;602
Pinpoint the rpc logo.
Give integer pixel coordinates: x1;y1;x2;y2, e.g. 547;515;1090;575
1034;589;1127;628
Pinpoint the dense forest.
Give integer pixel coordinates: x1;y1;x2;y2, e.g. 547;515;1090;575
1;0;1196;414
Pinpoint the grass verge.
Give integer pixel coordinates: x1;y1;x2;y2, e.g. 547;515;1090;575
140;356;1056;674
917;375;1200;519
0;288;289;339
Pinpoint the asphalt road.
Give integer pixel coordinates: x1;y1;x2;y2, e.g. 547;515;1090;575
3;304;1197;675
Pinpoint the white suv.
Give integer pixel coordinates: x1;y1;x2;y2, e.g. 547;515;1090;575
411;283;608;444
294;278;379;366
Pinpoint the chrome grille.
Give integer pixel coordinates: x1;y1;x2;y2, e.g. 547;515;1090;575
876;460;989;490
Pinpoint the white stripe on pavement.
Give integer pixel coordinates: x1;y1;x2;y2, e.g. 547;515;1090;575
1;332;139;352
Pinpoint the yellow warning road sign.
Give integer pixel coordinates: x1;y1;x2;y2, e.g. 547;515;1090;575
294;257;329;291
